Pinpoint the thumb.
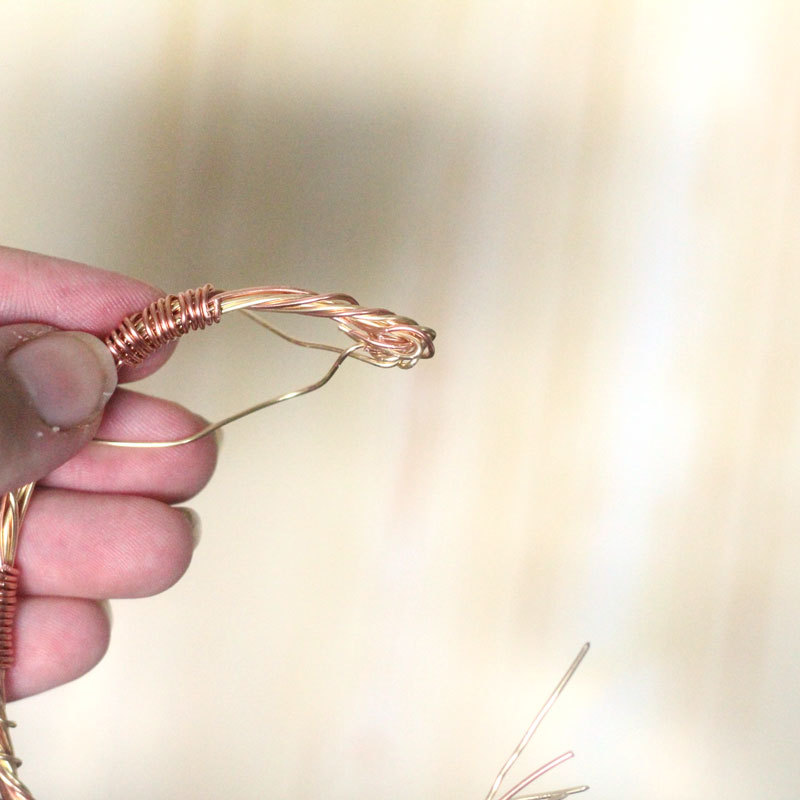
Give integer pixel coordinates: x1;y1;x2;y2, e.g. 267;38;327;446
0;324;117;494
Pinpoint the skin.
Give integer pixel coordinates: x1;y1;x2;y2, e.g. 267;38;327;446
0;245;218;700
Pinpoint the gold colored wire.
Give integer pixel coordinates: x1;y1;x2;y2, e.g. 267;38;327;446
96;342;362;449
514;789;589;800
483;644;590;800
0;486;36;800
213;288;435;370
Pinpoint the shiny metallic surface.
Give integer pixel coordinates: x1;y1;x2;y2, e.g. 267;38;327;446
105;284;221;366
0;568;20;672
105;284;435;370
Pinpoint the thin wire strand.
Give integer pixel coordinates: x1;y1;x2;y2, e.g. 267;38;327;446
483;643;590;800
95;343;362;448
239;310;395;367
497;752;574;800
513;787;589;800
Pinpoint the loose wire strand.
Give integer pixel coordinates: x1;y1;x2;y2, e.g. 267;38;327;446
483;644;590;800
497;752;574;800
513;787;589;800
95;343;362;448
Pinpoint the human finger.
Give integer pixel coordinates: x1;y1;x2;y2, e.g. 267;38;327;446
0;245;177;382
16;488;198;599
5;596;111;701
41;389;219;504
0;324;117;493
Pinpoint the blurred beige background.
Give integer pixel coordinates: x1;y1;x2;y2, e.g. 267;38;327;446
2;1;799;797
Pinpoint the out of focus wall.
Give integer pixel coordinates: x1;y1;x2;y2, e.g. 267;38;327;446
2;2;800;798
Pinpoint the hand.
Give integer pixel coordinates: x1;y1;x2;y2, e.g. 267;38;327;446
0;246;218;700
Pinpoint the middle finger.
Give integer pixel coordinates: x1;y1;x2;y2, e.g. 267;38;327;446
41;388;219;503
16;487;198;599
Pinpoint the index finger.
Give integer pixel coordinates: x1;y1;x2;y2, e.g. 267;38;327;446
0;245;176;382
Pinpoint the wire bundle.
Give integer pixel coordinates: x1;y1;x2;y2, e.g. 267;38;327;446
106;285;435;369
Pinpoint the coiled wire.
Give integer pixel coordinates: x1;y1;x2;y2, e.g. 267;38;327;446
0;568;19;672
106;284;221;366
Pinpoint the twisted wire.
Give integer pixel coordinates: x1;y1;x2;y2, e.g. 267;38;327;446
216;287;435;368
105;284;221;367
105;285;435;369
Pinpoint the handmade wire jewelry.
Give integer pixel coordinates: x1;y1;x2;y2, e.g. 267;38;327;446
0;284;587;799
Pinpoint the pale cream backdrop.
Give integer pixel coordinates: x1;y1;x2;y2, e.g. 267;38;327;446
1;2;798;798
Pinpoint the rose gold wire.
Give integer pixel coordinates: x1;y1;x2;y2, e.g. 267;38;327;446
0;486;36;799
105;284;222;366
98;284;435;448
0;569;20;673
483;644;590;800
105;285;435;371
95;343;362;448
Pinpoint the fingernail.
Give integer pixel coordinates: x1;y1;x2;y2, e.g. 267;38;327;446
8;331;117;429
180;507;202;550
99;599;113;628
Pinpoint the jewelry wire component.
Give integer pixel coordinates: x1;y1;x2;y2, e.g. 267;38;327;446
482;643;590;800
0;283;435;798
97;284;436;448
0;485;35;800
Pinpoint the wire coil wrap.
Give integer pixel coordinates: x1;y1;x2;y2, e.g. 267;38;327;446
0;568;19;673
106;284;222;367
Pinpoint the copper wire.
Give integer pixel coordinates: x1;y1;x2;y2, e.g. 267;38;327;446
0;487;35;799
482;644;590;800
106;284;221;366
0;569;19;673
99;284;436;448
105;285;435;370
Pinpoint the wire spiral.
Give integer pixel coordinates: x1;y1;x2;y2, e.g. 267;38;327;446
0;569;19;673
105;284;221;367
